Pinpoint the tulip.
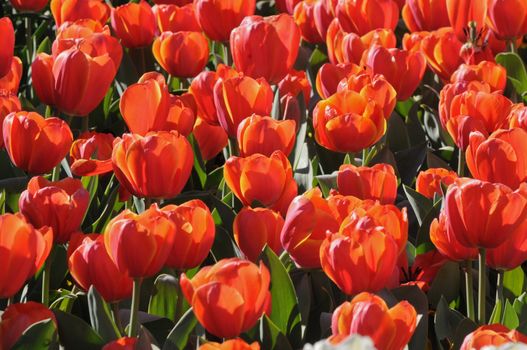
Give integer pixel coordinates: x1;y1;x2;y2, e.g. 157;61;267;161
68;234;133;302
487;219;527;271
180;258;271;338
195;0;256;42
278;69;311;106
313;89;386;153
112;131;193;199
9;0;49;12
111;1;156;48
340;29;397;65
199;339;260;350
445;179;527;249
337;163;397;204
50;0;110;26
402;0;450;32
0;302;57;350
281;188;340;268
230;14;301;84
402;31;429;52
234;207;284;262
153;0;192;4
0;17;14;78
335;0;399;35
420;28;464;82
430;212;478;261
446;0;487;41
224;151;297;215
152;31;209;78
326;193;364;223
0;91;21;148
120;72;195;136
294;0;333;44
276;0;302;14
104;204;176;278
3;111;73;174
153;4;201;33
450;61;507;92
214;75;273;138
193;117;229;161
402;250;448;291
331;293;417;350
460;325;527;350
237;115;296;157
70;132;115;177
0;57;22;94
160;200;215;270
508;103;527;129
19;176;90;244
487;0;527;41
315;63;364;99
102;337;138;350
416;168;458;199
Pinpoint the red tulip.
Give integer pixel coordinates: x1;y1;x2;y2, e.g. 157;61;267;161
416;168;458;199
9;0;49;12
102;337;138;350
0;57;22;94
193;117;228;161
293;0;333;44
315;63;364;98
420;27;466;82
50;0;110;26
430;212;478;261
487;0;527;41
402;0;450;32
446;0;487;41
278;69;311;106
336;0;399;35
153;4;201;33
460;325;527;350
0;91;21;148
70;132;115;177
487;217;527;271
337;163;397;204
450;61;507;92
199;339;260;350
0;17;15;78
111;1;156;48
237;114;296;157
508;103;527;129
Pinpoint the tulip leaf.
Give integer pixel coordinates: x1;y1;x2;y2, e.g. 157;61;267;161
394;142;428;186
87;286;121;341
504;266;525;299
271;87;281;120
452;319;478;349
489;299;503;325
316;172;337;197
11;319;59;350
427;261;461;306
162;308;197;350
260;315;294;350
53;310;105;350
502;300;520;330
415;199;442;254
403;185;433;226
259;246;302;347
148;274;179;322
188;134;207;189
434;296;465;342
36;37;51;55
496;52;527;95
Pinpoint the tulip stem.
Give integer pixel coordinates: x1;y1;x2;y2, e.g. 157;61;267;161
457;148;465;177
42;258;51;307
7;296;13;306
228;138;238;157
52;163;61;182
222;43;232;66
112;303;124;336
464;260;475;321
128;278;142;337
508;40;517;54
496;270;505;321
175;272;184;322
478;248;487;324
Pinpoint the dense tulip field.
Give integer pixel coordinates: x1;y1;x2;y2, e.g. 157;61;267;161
2;0;527;349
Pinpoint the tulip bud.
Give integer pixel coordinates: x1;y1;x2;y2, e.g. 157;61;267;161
111;1;156;48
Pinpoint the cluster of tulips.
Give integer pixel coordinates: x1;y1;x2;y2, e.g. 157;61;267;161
1;0;527;349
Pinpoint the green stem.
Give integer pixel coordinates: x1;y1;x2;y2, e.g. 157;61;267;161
128;278;142;337
25;16;33;62
228;138;238;157
222;43;232;66
52;163;61;182
464;260;475;321
458;148;465;177
112;302;124;336
7;296;13;306
478;248;487;324
508;40;517;54
174;271;184;322
41;258;52;307
362;148;367;166
496;270;505;321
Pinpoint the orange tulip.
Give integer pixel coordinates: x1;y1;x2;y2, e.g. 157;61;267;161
19;176;90;244
50;0;110;26
0;91;21;148
193;117;229;161
120;72;195;136
402;31;429;52
70;132;115;177
364;45;426;101
214;75;273;138
460;325;527;350
280;188;340;268
111;1;156;48
68;234;133;302
326;193;364;223
224;151;297;215
335;0;399;35
195;0;255;42
0;302;57;350
337;163;397;204
9;0;49;12
112;131;193;199
104;204;176;278
3;111;73;174
230;14;301;84
331;293;417;350
152;31;209;78
237;115;296;157
445;179;527;249
234;207;284;262
430;212;478;261
402;0;450;32
0;17;14;78
508;103;527;129
153;4;201;33
450;61;507;92
160;200;215;270
153;0;192;4
487;0;527;41
420;27;464;82
313;89;387;153
0;57;22;94
446;0;487;41
416;168;458;199
294;0;333;44
180;258;271;338
342;29;397;65
199;339;260;350
320;226;399;295
487;217;527;271
315;62;364;99
102;337;137;350
278;69;311;106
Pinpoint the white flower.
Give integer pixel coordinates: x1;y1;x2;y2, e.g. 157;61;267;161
303;335;377;350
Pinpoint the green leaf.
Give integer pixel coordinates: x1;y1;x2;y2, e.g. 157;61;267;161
316;172;337;197
504;266;525;299
188;134;207;189
427;261;461;306
309;48;327;67
36;37;51;55
149;274;179;322
162;308;197;350
434;296;465;341
12;319;59;350
496;52;527;95
403;185;433;226
260;315;293;350
53;310;105;350
489;299;503;325
87;286;121;342
415;199;442;254
259;246;302;347
502;300;520;329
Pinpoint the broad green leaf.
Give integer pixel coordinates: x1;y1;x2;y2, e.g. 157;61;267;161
504;266;525;299
489;300;503;325
53;310;105;350
496;52;527;95
260;315;293;350
415;199;442;254
403;185;433;226
427;261;461;306
12;319;59;350
87;286;121;341
502;300;520;329
309;48;327;67
162;308;197;350
434;296;465;341
149;274;179;322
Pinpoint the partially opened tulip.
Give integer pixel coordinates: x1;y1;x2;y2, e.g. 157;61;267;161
487;219;527;271
420;27;464;82
486;0;527;41
112;131;193;199
9;0;49;12
460;325;527;350
402;0;450;32
19;176;90;244
160;200;216;270
193;117;228;161
237;115;296;157
68;234;133;302
180;258;271;339
194;0;256;42
340;28;397;65
231;14;301;84
70;132;115;177
0;91;21;148
430;212;478;261
278;69;311;106
315;63;364;99
335;0;399;35
152;31;209;78
0;17;15;78
111;1;156;48
450;61;507;92
224;151;297;215
416;168;458;199
153;4;201;33
294;0;333;44
0;213;52;298
234;207;284;261
337;163;397;204
508;103;527;129
3;111;73;174
331;293;417;350
446;0;487;41
50;0;110;26
402;31;429;52
0;57;22;94
199;339;260;350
